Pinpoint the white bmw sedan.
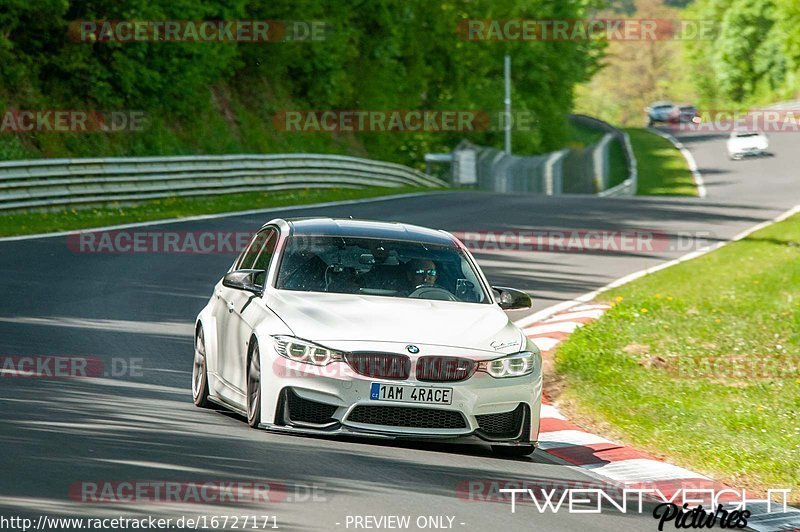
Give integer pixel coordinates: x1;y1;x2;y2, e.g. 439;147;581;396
193;218;542;456
727;130;769;160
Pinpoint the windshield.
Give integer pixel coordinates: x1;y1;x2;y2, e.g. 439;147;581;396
735;132;760;138
276;235;489;303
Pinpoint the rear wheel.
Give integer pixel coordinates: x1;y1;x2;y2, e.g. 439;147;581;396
192;326;211;408
247;340;262;428
491;444;535;458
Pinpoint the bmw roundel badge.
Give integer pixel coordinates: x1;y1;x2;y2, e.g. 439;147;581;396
406;344;420;354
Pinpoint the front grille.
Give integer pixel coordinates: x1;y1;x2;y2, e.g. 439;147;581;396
415;356;476;382
344;353;410;380
476;404;526;437
347;405;467;429
286;389;338;425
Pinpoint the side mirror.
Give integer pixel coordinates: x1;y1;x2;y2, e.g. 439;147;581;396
223;269;265;295
492;286;532;310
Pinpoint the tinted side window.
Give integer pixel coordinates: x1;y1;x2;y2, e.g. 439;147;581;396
236;229;273;270
251;230;278;287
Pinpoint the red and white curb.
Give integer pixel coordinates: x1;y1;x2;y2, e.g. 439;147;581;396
523;304;800;531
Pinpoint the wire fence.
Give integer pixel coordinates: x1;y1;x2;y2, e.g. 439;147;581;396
451;115;636;196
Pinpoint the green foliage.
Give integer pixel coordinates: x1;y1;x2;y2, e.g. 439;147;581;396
0;0;602;164
686;0;800;106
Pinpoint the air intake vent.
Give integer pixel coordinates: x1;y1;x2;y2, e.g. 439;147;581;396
476;404;526;438
347;405;467;429
344;353;411;380
415;356;476;382
285;389;338;425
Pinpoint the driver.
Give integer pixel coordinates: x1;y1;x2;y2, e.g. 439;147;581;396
406;259;438;291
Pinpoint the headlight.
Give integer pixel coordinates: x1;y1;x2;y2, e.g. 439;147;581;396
272;336;344;366
478;351;536;378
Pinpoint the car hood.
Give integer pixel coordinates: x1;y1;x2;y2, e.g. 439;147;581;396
267;290;524;354
729;136;768;150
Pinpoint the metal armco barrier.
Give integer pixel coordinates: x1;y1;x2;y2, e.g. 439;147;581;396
569;114;637;197
0;154;447;211
452;115;637;197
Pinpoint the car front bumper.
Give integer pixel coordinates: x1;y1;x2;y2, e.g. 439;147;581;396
260;346;542;445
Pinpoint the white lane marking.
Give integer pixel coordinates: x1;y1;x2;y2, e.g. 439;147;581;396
540;404;567;420
0;191;438;242
584;458;710;482
648;127;707;198
537;430;619;448
515;202;800;328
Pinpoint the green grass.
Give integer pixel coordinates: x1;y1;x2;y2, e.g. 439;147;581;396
554;213;800;500
626;128;697;196
0;187;435;237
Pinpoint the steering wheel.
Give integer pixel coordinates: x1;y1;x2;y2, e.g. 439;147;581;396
408;285;459;301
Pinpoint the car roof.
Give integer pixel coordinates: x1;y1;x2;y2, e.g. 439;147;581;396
650;101;673;107
280;217;457;246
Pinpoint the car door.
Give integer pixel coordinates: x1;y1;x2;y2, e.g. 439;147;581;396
219;227;279;401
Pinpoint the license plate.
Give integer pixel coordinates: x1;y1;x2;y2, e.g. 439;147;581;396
370;383;452;405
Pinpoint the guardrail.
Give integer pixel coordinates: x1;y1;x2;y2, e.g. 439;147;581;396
569;114;637;197
450;115;637;196
0;154;447;211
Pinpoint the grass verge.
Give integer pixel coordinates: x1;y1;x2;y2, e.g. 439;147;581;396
553;212;800;501
626;128;697;196
0;187;436;237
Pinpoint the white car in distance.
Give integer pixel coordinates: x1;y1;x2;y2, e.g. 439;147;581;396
193;218;542;457
727;130;769;160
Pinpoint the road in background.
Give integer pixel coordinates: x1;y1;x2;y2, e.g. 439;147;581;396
0;130;798;530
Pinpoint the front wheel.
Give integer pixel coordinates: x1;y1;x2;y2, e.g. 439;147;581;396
192;326;211;408
491;444;535;458
247;340;262;428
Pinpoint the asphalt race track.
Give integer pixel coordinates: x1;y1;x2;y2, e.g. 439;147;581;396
0;130;798;531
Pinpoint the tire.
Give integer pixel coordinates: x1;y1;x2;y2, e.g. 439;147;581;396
192;326;211;408
491;444;535;458
246;340;262;428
